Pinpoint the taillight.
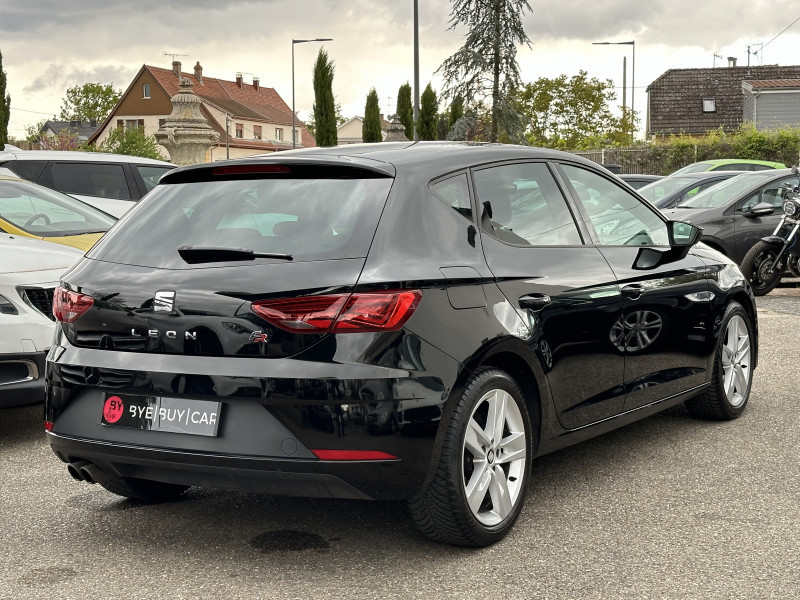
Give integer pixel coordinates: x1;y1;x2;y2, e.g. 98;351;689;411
52;286;94;323
251;290;421;334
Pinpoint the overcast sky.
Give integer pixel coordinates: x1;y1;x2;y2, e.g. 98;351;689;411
3;0;800;139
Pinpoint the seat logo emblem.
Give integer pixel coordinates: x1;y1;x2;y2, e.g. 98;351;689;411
154;290;176;312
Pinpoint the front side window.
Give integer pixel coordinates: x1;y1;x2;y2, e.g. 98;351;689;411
51;163;131;200
430;173;472;221
473;162;582;246
560;164;669;246
0;181;115;236
740;177;797;212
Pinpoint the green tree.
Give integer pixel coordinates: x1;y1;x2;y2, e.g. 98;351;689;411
97;126;164;159
449;95;464;129
58;83;121;123
516;71;629;150
24;119;48;143
437;0;532;143
0;49;10;146
362;88;382;143
418;83;438;141
437;114;450;140
396;82;413;139
312;49;338;147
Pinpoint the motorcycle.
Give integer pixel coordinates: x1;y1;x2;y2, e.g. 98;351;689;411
741;165;800;296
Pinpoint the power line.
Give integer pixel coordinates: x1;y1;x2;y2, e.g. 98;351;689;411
10;106;54;116
762;14;800;50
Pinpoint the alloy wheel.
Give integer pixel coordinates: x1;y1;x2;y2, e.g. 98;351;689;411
722;314;751;407
462;388;527;526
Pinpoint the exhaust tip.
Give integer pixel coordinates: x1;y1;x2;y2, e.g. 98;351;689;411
66;463;84;481
78;463;109;485
67;460;92;482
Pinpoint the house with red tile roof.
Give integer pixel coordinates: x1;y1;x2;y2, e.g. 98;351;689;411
88;61;315;161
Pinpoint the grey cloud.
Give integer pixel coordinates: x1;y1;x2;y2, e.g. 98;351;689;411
23;63;137;96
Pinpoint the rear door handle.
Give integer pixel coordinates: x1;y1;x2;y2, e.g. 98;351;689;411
621;284;645;300
519;294;551;309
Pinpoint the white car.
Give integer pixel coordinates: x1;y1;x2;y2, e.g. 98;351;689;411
0;234;82;407
0;146;175;217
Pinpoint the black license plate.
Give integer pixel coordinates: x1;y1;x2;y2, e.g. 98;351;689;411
101;394;222;437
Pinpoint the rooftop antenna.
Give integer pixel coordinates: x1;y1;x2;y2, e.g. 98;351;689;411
713;53;723;67
163;51;188;62
747;42;764;66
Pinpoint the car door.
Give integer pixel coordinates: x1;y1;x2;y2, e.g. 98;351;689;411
472;161;626;430
733;174;797;262
555;163;711;411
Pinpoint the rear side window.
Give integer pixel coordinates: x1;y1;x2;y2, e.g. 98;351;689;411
88;172;394;267
135;165;173;192
4;160;46;182
51;163;131;200
430;173;472;220
473;162;582;246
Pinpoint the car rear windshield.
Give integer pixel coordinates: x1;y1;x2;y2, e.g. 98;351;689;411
87;171;394;268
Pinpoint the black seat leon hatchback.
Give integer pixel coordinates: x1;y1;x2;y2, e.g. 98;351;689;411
46;142;758;547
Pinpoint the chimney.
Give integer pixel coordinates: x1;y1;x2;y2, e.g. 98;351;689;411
172;60;182;78
236;73;243;88
727;56;737;68
253;77;259;92
194;61;203;84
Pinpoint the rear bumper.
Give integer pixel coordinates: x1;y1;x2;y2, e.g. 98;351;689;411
0;351;46;408
45;330;457;500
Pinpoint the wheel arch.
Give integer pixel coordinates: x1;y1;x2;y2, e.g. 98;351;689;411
451;337;549;455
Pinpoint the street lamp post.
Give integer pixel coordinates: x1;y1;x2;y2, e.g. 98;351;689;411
592;40;635;139
292;38;333;149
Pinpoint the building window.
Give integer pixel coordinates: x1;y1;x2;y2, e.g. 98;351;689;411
158;119;166;128
236;123;243;139
275;128;283;141
142;83;151;99
124;119;141;130
702;98;716;113
254;125;262;140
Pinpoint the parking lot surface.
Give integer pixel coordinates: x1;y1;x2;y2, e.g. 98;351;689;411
2;295;799;599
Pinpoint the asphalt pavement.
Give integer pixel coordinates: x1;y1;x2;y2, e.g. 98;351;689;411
2;291;799;599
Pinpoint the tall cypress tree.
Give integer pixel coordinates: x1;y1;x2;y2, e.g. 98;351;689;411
312;49;337;147
363;89;382;143
449;95;464;128
396;82;413;140
437;0;532;142
0;50;10;146
418;83;438;141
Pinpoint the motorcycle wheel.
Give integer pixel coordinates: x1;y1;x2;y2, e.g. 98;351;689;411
741;241;784;296
789;256;800;279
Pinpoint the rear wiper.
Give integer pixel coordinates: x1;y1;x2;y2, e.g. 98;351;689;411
177;245;293;264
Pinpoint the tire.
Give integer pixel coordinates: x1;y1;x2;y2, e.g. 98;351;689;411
741;241;784;296
408;367;533;547
685;301;754;420
100;476;189;502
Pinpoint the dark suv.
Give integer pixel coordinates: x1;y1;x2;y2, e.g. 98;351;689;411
45;143;758;547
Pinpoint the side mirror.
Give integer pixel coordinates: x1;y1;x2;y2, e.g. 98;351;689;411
669;220;702;247
745;202;775;217
633;221;702;270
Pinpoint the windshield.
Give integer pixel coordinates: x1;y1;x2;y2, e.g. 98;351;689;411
0;179;116;236
638;176;698;202
88;172;394;268
677;173;771;208
672;162;712;175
